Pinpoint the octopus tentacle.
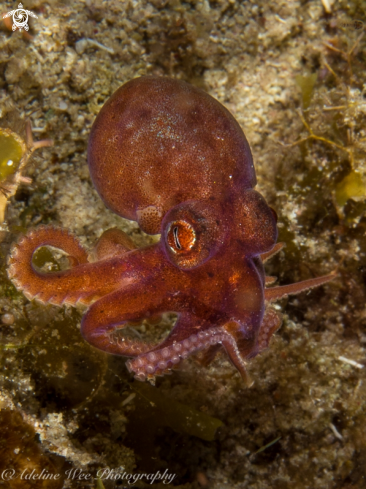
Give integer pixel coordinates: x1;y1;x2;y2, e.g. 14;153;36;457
220;330;253;386
90;227;136;262
265;271;337;302
7;226;138;307
127;313;211;379
265;276;277;285
260;242;285;263
126;314;255;385
127;329;206;381
127;325;253;385
11;225;89;264
257;307;282;352
81;292;207;382
80;279;170;359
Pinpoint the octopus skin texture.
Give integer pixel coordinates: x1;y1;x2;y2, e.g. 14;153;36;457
7;76;336;384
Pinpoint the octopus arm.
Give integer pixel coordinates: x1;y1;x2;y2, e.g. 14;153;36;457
127;315;256;385
7;226;135;306
264;271;337;302
80;282;171;358
260;242;285;263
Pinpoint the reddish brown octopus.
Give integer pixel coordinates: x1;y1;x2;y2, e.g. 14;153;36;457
7;76;336;384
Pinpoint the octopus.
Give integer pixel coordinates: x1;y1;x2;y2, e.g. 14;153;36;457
7;76;336;384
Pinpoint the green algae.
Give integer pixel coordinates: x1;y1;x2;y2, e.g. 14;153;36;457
295;74;317;110
335;170;365;207
0;130;25;180
95;476;106;489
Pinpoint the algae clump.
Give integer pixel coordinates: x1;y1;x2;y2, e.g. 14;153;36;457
335;170;365;207
0;129;25;180
295;74;317;109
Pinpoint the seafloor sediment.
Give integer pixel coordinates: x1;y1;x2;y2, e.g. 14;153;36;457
0;0;365;488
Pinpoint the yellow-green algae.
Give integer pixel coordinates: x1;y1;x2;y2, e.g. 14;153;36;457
295;74;317;110
0;129;25;180
335;170;365;207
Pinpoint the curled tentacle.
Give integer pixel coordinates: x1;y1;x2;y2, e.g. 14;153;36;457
7;226;137;306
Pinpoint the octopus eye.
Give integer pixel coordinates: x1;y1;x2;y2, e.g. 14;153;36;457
162;200;225;270
173;226;181;249
167;221;196;254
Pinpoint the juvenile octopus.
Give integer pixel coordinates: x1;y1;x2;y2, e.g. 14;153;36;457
7;76;336;384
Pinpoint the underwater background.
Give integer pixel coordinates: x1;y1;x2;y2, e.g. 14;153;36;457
0;0;366;488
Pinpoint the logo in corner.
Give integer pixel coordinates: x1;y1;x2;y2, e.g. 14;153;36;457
2;3;37;31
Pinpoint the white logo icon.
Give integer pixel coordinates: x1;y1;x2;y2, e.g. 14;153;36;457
2;3;37;31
